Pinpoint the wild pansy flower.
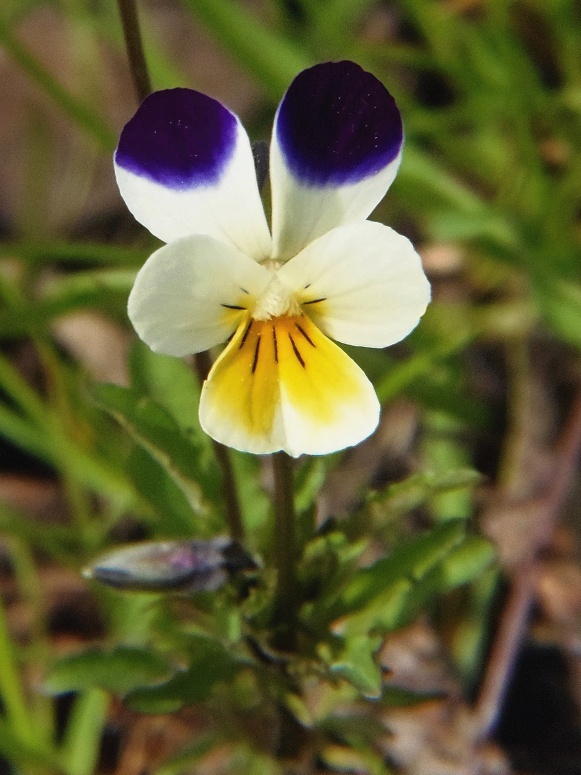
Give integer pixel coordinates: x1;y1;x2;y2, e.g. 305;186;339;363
115;61;430;457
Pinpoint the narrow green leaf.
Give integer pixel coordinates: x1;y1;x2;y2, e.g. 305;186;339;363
0;16;115;150
40;268;136;309
0;596;36;746
155;732;224;775
340;578;416;635
300;532;368;618
128;344;222;522
534;274;581;350
230;451;271;534
340;534;494;638
294;458;327;515
375;332;475;405
130;342;203;434
398;146;489;216
0;241;148;267
338;520;467;614
439;536;496;591
429;210;520;253
0;717;64;774
367;469;482;520
0;504;80;562
310;0;377;52
0;349;51;423
0;270;135;337
93;384;211;520
126;447;212;537
381;685;445;707
0;403;135;509
60;689;109;775
0;403;54;465
320;744;391;775
0;352;139;507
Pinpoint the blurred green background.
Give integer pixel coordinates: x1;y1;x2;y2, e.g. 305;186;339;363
0;0;580;773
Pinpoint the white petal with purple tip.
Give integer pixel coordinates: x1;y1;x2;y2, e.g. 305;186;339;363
128;234;271;357
278;221;431;348
270;62;403;259
115;89;272;259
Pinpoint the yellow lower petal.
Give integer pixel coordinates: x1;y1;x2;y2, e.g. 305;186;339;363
199;314;379;456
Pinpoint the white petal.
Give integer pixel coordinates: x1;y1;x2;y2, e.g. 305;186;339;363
115;89;272;259
278;221;431;348
199;315;379;456
128;235;271;356
269;62;403;259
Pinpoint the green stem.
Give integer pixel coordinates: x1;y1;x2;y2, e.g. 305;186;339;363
116;0;152;102
272;451;297;647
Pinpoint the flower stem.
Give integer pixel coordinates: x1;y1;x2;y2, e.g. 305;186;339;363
272;451;297;647
194;352;244;541
116;0;152;102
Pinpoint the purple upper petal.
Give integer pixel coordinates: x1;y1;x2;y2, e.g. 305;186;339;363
115;88;238;190
275;61;403;186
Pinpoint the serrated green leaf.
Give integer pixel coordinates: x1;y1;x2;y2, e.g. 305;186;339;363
340;535;494;637
44;646;172;695
339;578;415;636
337;519;467;614
320;634;383;698
367;468;482;521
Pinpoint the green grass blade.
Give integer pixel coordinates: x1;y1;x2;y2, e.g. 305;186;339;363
181;0;310;99
0;15;115;150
